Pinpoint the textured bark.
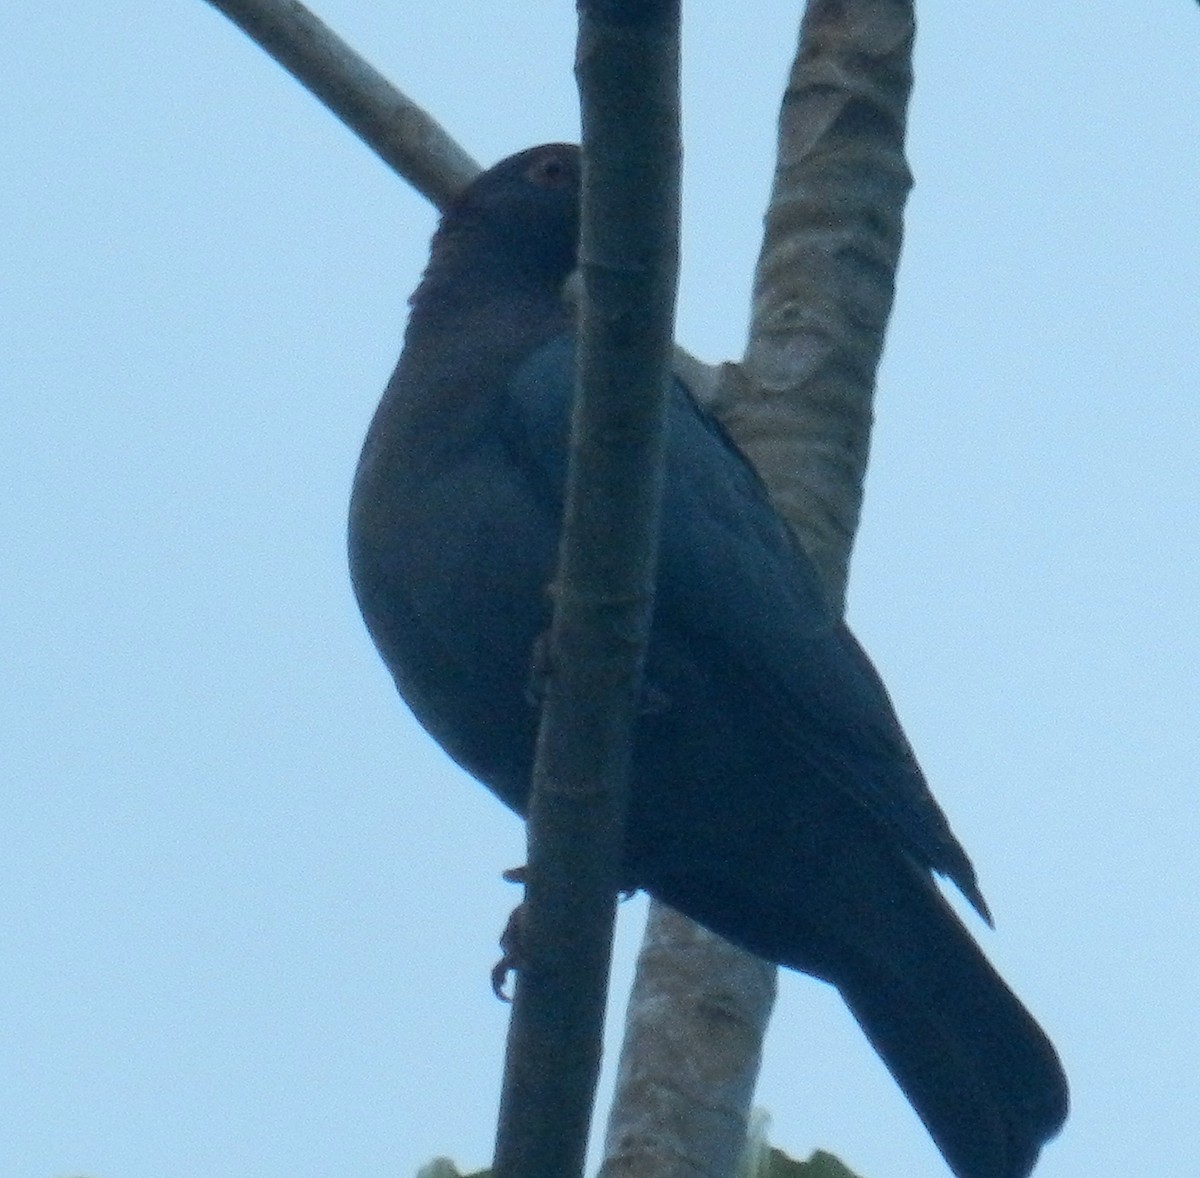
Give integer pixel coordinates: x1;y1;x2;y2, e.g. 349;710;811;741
601;2;915;1175
601;906;776;1178
723;0;914;607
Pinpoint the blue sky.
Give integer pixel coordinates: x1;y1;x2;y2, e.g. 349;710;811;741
3;3;1198;1177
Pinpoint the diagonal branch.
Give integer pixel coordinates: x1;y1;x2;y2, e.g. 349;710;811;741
202;0;716;388
202;0;477;207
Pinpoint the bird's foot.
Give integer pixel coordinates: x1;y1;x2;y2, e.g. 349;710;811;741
491;901;524;1002
490;864;639;1000
491;865;529;1000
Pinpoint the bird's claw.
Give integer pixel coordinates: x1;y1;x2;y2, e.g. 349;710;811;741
490;863;636;999
491;901;524;1002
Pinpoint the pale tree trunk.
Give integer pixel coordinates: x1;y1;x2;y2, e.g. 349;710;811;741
601;2;915;1175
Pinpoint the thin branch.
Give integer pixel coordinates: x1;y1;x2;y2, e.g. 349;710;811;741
490;3;681;1177
204;0;718;388
202;0;478;207
602;1;916;1173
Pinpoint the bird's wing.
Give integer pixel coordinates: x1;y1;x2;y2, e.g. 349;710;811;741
504;334;987;916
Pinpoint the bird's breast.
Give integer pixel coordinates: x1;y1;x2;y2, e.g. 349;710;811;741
348;425;561;813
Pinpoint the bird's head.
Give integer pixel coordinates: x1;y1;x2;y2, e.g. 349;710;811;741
438;143;581;287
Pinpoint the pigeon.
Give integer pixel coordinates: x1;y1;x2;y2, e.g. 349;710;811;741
348;143;1068;1178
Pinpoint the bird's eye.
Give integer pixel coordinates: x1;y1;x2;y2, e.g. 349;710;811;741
527;154;572;189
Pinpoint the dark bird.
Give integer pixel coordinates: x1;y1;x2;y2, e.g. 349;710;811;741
348;143;1068;1178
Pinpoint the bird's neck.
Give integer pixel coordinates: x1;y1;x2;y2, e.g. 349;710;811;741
408;222;573;342
354;237;573;504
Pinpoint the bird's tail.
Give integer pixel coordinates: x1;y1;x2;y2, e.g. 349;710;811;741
827;885;1068;1178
